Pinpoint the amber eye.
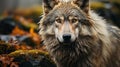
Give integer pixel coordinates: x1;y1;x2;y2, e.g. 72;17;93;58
56;18;62;23
71;18;78;23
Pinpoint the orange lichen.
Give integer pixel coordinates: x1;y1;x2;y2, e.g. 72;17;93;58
29;28;41;46
11;26;27;36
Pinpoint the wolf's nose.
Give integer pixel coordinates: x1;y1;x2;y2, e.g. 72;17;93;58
63;34;71;43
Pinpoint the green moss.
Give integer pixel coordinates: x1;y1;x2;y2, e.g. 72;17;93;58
9;50;49;58
28;49;48;56
8;50;27;57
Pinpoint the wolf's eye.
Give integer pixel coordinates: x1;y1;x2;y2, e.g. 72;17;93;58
56;19;62;23
80;19;90;25
71;19;78;23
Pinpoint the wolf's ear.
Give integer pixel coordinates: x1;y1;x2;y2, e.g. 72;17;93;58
42;0;59;15
73;0;89;13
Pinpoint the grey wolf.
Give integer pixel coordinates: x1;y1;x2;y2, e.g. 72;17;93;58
39;0;120;67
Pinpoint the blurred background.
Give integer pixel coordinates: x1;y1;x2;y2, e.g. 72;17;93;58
0;0;120;67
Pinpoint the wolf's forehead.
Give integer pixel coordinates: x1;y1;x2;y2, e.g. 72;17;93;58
52;4;85;18
55;3;79;13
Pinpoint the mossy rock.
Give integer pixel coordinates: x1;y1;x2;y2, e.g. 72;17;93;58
9;50;56;67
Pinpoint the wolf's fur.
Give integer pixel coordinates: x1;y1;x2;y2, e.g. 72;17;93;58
39;0;120;67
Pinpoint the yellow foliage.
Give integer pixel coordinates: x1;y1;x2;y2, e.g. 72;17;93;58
90;2;105;9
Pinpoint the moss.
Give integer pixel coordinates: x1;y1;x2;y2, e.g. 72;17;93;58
28;49;48;56
9;50;49;58
9;50;27;57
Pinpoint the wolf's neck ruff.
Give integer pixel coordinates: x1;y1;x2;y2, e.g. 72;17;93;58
44;33;103;67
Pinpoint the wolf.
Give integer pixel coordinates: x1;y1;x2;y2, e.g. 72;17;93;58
39;0;120;67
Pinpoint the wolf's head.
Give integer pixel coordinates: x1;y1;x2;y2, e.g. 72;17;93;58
39;0;95;44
